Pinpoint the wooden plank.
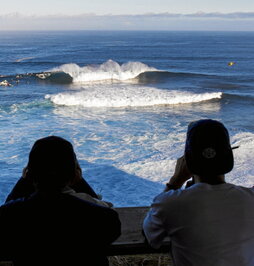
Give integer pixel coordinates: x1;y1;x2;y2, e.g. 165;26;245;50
108;206;170;255
114;207;150;244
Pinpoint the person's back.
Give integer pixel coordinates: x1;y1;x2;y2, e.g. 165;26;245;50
150;182;254;266
0;191;120;266
0;136;121;266
143;119;254;266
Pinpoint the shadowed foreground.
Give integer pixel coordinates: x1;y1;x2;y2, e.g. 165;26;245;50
109;254;172;265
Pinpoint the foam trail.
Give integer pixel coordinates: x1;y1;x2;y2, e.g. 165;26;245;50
15;57;35;62
52;60;157;83
117;131;254;187
229;132;254;186
45;85;222;108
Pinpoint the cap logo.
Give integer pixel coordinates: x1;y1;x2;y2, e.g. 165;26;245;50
202;147;216;159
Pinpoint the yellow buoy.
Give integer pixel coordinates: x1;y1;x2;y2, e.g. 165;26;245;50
228;62;235;66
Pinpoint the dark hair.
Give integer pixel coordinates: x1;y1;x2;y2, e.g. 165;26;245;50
185;119;234;176
27;136;77;189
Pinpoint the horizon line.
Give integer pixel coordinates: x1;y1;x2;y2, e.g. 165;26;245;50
1;11;254;19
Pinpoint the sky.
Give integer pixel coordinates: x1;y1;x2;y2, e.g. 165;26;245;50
1;0;254;15
1;0;254;30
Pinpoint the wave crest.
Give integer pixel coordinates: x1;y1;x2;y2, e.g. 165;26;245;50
51;60;157;83
45;85;222;108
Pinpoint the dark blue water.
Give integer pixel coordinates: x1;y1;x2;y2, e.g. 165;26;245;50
0;31;254;206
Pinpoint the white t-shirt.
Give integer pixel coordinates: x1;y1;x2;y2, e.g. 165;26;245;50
143;183;254;266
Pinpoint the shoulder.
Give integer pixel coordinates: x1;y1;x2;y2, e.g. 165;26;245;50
66;190;111;207
153;183;254;204
227;184;254;198
152;187;192;205
0;197;27;210
148;189;189;218
233;184;254;192
0;197;28;223
150;183;227;207
61;193;119;218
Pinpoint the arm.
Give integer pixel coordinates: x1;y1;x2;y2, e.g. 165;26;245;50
93;206;121;245
103;208;121;244
0;205;16;261
143;203;167;249
164;156;192;192
70;161;99;199
5;168;35;202
71;178;99;199
143;156;192;248
6;163;99;202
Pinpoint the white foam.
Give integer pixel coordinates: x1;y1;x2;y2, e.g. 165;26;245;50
45;85;222;108
228;132;254;186
117;131;254;189
52;60;157;83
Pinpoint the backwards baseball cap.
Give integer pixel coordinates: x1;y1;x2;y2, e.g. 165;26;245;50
184;119;234;176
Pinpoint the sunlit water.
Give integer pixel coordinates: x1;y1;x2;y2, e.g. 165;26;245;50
1;31;254;206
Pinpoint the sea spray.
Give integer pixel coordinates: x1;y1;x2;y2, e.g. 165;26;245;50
45;85;222;108
51;60;158;83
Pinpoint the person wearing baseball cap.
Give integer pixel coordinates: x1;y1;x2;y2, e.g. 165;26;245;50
143;119;254;266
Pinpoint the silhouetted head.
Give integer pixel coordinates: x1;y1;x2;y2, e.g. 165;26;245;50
27;136;77;190
185;119;234;176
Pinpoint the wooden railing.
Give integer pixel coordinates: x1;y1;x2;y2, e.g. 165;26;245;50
108;206;170;255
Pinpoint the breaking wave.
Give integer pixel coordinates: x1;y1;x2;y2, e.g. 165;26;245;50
51;60;158;83
0;60;217;86
45;85;222;108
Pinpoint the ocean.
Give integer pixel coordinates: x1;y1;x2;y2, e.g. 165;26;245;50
0;30;254;206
